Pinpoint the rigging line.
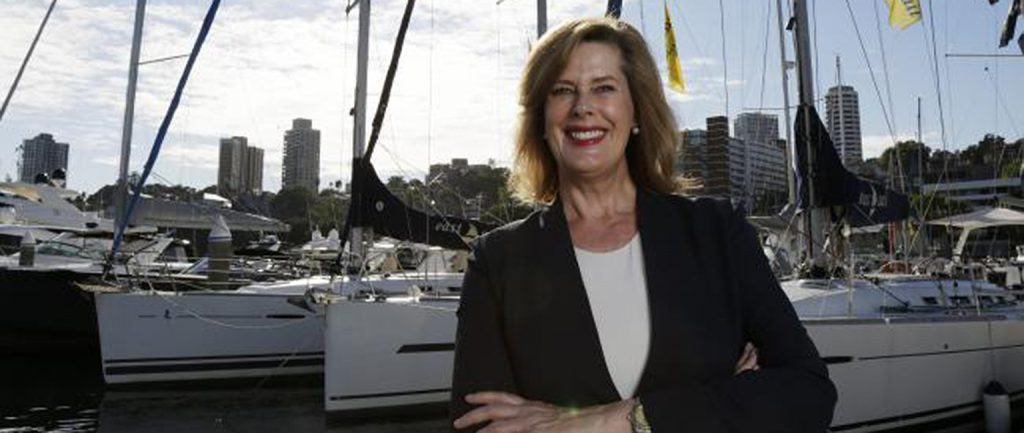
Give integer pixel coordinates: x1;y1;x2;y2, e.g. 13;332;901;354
0;0;57;124
925;0;949;152
112;0;223;258
428;0;434;172
717;0;730;121
740;0;745;107
843;0;914;257
941;0;957;153
363;0;417;162
983;67;1022;139
377;144;511;225
674;2;724;103
871;0;898;137
638;0;645;37
842;0;899;146
906;0;957;251
757;0;772;112
494;0;500;167
811;0;821;113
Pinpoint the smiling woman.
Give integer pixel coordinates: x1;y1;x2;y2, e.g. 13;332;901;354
450;16;836;433
509;17;679;205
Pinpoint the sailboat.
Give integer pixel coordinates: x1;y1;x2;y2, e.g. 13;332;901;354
774;1;1024;431
93;0;482;387
321;3;1024;432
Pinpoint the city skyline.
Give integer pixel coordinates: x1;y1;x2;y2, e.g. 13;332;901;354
1;0;1021;194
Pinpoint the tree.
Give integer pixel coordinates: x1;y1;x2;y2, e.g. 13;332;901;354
269;186;316;244
877;140;931;189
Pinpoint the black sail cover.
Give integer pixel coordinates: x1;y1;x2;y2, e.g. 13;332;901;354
794;105;909;227
343;159;497;251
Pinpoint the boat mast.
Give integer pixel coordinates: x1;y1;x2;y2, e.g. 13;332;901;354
775;0;798;259
536;0;546;38
917;96;926;257
349;0;371;277
791;0;825;266
775;0;795;206
116;0;147;237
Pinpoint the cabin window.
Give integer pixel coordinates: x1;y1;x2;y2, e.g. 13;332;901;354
921;296;938;306
950;296;972;306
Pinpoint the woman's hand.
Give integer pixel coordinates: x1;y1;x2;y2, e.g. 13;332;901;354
735;342;760;374
453;345;758;431
453;391;633;433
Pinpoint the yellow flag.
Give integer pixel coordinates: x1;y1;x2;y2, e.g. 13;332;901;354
664;1;685;93
885;0;922;30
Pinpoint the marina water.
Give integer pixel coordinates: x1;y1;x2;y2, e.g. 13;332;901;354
0;353;449;433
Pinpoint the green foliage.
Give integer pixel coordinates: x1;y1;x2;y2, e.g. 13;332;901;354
910;193;971;221
878;140;930;173
383;165;531;226
266;186;350;245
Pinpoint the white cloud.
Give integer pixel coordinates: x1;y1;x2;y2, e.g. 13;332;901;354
11;0;1005;195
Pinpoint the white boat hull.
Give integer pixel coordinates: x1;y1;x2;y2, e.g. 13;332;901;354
323;280;1024;431
324;297;458;416
808;316;1024;432
96;291;325;385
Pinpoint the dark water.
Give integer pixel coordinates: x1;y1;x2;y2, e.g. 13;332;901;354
0;353;449;433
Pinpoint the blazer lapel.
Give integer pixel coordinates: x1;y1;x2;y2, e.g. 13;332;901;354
533;200;621;403
634;190;706;395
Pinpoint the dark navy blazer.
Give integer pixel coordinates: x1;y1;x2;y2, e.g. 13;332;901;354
451;189;837;432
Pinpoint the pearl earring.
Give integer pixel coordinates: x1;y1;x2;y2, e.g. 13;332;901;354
631;126;640;135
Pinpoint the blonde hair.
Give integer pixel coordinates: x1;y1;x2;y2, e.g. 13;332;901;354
509;17;682;204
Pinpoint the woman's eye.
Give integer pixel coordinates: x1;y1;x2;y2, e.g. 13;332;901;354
594;84;615;93
551;87;574;96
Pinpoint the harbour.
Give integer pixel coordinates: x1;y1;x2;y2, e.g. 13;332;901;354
2;0;1024;431
0;353;450;433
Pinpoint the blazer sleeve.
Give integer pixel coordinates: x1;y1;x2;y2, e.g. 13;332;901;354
450;236;519;432
640;206;837;433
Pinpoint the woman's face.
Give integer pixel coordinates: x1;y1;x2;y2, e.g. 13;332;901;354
543;41;635;181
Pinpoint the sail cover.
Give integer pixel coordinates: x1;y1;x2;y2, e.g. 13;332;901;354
344;159;497;251
794;105;909;227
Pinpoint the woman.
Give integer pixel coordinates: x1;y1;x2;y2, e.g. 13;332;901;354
451;17;836;433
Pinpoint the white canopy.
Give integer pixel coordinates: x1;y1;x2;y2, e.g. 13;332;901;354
926;207;1024;230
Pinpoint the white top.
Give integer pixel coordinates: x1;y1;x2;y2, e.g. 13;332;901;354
574;234;651;399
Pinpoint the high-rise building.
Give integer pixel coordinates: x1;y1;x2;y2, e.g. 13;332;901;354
282;118;321;192
825;84;863;166
18;133;69;183
705;116;731;197
681;117;788;210
218;136;264;194
677;129;708;181
734;112;779;148
245;146;264;193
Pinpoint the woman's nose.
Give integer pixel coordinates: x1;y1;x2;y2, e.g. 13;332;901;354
572;98;593;117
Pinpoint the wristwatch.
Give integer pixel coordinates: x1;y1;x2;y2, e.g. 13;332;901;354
628;398;652;433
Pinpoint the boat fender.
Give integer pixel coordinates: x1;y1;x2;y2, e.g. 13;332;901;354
983;380;1010;433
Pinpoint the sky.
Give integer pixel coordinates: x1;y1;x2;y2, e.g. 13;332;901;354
0;0;1021;194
